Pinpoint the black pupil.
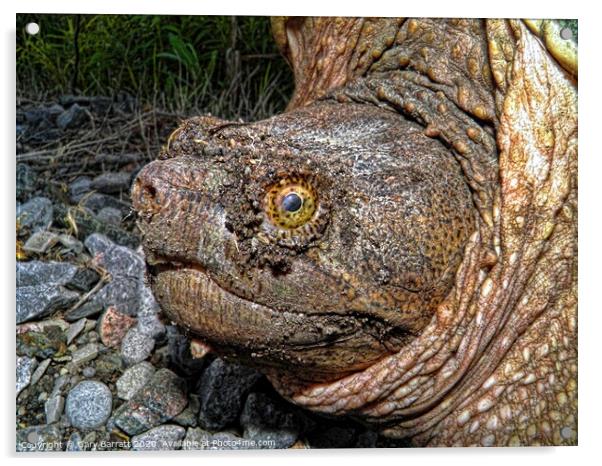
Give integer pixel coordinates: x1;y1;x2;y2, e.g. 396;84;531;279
282;192;303;212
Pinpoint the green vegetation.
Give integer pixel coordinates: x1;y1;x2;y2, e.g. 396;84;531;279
16;14;293;120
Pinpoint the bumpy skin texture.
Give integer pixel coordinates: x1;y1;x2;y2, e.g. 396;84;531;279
132;18;577;446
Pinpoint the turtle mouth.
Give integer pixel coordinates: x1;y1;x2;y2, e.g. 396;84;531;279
144;253;408;381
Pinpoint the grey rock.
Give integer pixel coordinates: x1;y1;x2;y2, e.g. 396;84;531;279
120;327;155;366
16;260;77;287
82;366;96;378
172;394;200;428
91;276;140;317
197;358;263;431
57;234;84;254
116;361;155;400
16;424;63;451
112;368;187;435
16;355;37;397
57;103;88;130
45;394;65;423
71;343;99;366
91;171;131;194
17;196;53;233
81;192;130;215
131;425;186;451
69;176;92;203
30;358;51;385
64;301;103;322
65;380;112;429
16;284;80;323
16;163;36;202
240;392;300;449
22;230;59;254
182;428;246;450
66;318;88;345
66;431;83;451
85;233;144;278
51;374;70;398
96;206;122;225
68;267;100;292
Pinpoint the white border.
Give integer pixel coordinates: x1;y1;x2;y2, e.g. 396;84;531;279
3;1;598;465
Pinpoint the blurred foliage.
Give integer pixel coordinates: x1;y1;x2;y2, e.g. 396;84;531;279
16;14;294;120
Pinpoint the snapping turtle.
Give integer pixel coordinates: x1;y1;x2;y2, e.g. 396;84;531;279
132;18;577;446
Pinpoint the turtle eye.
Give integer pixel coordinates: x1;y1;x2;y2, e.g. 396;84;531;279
265;176;317;229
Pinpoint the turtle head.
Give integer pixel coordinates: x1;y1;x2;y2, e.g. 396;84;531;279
132;101;475;381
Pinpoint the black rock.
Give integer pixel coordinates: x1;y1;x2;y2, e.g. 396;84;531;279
80;192;131;215
16;163;36;202
96;207;122;225
166;326;206;376
69;176;92;203
16;260;77;287
91;172;132;194
57;103;88;130
306;425;358;449
64;301;103;322
67;267;101;292
197;358;263;431
112;368;188;435
240;392;300;449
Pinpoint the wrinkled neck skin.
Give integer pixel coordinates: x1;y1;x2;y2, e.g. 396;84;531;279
267;18;577;446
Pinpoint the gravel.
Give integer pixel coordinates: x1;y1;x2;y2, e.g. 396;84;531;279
17;196;54;233
197;358;263;431
16;284;80;324
131;425;186;451
116;361;155;400
16;356;37;397
65;381;113;430
120;327;155;366
112;368;187;435
71;343;100;366
91;172;132;194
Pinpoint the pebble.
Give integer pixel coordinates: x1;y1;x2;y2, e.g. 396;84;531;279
16;424;63;451
172;394;200;427
66;431;83;451
16;355;37;397
16;260;78;288
82;367;96;378
131;425;186;451
85;234;145;278
71;343;100;366
16;196;54;233
30;358;52;385
45;394;65;423
98;306;137;348
112;368;187;435
121;327;154;366
80;192;131;216
65;380;113;429
240;392;300;449
68;267;101;292
91;276;140;317
64;301;103;322
116;361;155;400
16;163;36;202
182;428;246;450
66;318;88;345
91;172;132;194
22;230;60;254
69;176;92;203
16;284;80;323
96;206;123;225
56;234;84;254
57;103;88;130
197;358;263;431
16;324;67;359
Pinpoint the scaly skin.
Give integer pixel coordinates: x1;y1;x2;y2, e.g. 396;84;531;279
132;18;577;446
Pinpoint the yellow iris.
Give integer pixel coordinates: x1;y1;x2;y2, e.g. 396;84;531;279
264;176;317;229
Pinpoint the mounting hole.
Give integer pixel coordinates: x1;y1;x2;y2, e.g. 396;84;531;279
560;27;573;40
25;22;40;35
